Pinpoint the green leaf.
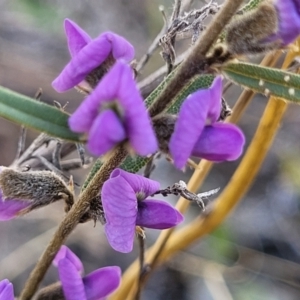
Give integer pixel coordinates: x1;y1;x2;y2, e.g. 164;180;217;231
223;62;300;103
0;86;81;141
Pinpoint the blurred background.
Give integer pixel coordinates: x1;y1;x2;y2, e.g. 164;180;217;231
1;0;300;299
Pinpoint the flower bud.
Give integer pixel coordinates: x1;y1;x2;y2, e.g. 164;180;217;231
0;167;74;220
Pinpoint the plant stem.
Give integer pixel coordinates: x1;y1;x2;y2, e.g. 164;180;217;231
19;147;127;300
148;0;244;117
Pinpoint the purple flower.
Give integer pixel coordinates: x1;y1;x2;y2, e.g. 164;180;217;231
52;19;134;92
169;76;245;169
270;0;300;45
69;61;158;156
0;279;14;300
102;169;183;253
53;245;121;300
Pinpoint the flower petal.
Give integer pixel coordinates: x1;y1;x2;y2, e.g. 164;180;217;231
53;245;84;273
0;279;14;300
207;76;222;123
56;258;87;300
136;199;183;229
52;32;134;92
192;123;245;161
83;266;121;300
169;88;211;169
115;63;158;155
0;199;31;221
110;169;160;198
68;61;128;133
64;19;92;57
87;110;126;156
102;175;137;253
274;0;300;45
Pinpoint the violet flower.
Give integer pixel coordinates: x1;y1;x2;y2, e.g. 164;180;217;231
169;76;245;169
52;19;134;92
102;169;183;253
69;61;158;156
0;279;14;300
53;245;121;300
270;0;300;46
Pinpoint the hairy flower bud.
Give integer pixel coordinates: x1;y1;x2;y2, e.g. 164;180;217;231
0;167;74;220
225;1;279;55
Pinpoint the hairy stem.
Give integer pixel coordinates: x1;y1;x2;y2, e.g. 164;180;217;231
148;0;244;117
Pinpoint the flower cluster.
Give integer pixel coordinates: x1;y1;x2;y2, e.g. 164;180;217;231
52;19;157;157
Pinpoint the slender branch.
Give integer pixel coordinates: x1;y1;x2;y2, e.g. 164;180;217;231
135;230;146;300
148;0;244;117
19;147;127;300
136;6;168;73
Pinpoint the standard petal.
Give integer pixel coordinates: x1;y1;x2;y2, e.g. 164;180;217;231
207;76;222;123
110;169;160;198
136;199;183;229
52;34;111;92
68;62;125;133
192;123;245;161
57;259;87;300
169;89;211;169
103;32;135;61
83;266;121;300
87;110;126;156
64;19;92;57
52;32;134;92
53;245;84;273
102;176;137;253
0;279;14;300
0;199;31;221
114;62;158;155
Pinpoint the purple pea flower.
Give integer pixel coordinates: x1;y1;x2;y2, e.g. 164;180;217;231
102;168;183;253
169;76;245;169
53;245;121;300
69;61;158;156
270;0;300;46
52;18;134;92
0;279;14;300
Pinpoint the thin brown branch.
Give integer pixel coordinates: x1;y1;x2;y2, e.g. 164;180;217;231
148;0;245;117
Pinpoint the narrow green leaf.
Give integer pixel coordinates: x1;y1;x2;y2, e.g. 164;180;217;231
0;86;81;141
223;62;300;103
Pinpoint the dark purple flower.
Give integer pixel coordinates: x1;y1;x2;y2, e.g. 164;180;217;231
102;169;183;253
0;279;14;300
69;61;158;156
169;76;245;169
270;0;300;45
52;19;134;92
53;245;121;300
